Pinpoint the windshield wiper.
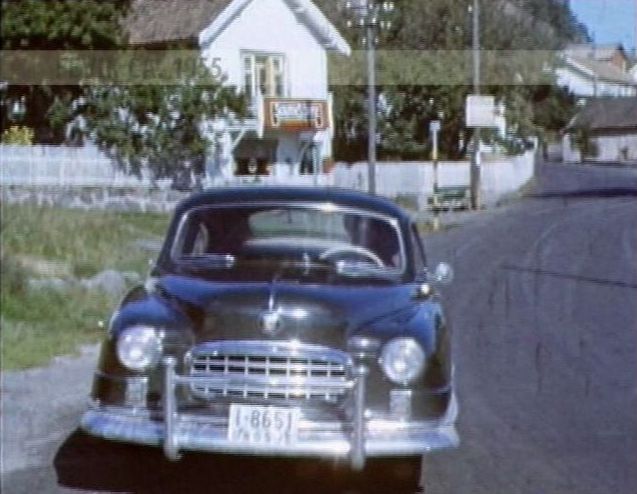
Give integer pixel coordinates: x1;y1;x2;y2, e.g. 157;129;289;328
178;253;236;269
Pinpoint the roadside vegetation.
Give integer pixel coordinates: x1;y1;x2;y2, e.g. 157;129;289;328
1;204;169;370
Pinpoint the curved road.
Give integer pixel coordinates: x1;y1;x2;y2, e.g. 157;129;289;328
2;162;636;493
426;162;637;493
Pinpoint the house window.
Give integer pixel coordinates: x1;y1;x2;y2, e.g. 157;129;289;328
242;52;285;101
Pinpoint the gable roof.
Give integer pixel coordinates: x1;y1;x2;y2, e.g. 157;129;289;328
565;55;636;85
567;97;637;131
125;0;350;55
565;43;628;62
126;0;232;45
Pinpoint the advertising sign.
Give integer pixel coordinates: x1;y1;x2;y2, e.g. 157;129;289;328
264;98;328;131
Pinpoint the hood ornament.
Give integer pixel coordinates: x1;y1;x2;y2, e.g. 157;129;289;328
260;309;282;336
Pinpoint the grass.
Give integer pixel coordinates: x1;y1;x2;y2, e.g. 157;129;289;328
1;204;170;370
2;204;169;277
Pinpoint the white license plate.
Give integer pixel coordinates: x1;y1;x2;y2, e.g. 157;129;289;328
228;404;300;446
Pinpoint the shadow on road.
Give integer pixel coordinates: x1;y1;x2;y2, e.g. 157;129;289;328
54;429;421;494
531;187;637;200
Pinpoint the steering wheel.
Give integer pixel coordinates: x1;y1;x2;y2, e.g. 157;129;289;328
319;245;385;267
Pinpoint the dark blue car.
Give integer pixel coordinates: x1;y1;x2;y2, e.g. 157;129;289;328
82;187;458;473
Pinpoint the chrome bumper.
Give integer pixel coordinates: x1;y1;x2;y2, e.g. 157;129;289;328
81;357;459;470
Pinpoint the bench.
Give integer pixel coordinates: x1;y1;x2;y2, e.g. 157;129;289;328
427;185;471;212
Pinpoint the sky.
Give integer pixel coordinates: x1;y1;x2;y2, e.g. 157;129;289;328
569;0;636;51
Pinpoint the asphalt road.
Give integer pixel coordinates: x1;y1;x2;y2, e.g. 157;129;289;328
2;161;636;493
425;161;637;493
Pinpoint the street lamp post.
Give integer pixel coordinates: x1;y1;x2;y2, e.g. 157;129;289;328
344;0;394;195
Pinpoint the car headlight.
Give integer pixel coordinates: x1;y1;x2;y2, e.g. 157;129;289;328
116;325;162;371
380;337;426;385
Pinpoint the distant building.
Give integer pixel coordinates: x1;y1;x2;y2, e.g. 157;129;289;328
562;97;637;163
125;0;350;182
557;44;636;98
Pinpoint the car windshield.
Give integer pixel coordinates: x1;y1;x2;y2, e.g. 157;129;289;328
170;203;405;282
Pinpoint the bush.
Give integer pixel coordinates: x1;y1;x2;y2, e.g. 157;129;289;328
573;127;599;159
0;255;28;296
1;125;35;145
394;194;419;212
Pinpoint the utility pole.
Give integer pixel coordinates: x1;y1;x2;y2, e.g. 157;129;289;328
367;22;377;194
430;119;441;231
344;1;394;195
470;0;481;210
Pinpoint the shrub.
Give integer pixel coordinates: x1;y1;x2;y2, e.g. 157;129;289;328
1;126;35;145
0;254;28;296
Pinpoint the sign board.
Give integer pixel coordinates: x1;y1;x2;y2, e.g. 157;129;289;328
429;120;441;133
465;95;497;128
264;98;328;131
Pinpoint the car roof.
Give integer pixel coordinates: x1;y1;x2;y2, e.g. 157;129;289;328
175;187;411;221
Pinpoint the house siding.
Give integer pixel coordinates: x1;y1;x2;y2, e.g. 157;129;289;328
201;0;328;100
593;133;637;161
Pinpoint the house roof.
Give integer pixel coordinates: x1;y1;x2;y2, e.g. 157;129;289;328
124;0;350;55
565;43;628;62
565;54;636;85
567;97;637;131
125;0;232;45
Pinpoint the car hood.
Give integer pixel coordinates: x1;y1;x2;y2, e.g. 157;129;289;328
158;275;417;347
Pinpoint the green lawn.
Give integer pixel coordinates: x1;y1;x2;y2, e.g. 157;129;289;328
1;204;170;370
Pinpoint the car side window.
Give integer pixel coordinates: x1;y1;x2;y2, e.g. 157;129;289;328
191;224;209;254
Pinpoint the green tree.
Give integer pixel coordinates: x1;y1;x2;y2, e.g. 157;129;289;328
71;56;247;181
1;0;129;142
318;0;587;160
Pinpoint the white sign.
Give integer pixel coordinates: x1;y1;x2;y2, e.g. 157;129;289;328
429;120;441;133
466;95;497;128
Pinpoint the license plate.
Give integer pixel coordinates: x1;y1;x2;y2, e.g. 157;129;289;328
228;404;300;446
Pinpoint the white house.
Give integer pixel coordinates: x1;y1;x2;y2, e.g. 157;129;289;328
562;97;637;163
556;44;637;98
125;0;350;182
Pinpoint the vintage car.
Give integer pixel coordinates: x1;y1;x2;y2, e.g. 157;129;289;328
81;187;458;472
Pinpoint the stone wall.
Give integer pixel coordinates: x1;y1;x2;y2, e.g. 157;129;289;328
1;185;188;213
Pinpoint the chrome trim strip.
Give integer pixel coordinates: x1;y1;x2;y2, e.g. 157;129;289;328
181;374;354;390
191;340;353;364
81;407;459;458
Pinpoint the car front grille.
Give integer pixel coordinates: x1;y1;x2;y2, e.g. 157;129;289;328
188;341;353;402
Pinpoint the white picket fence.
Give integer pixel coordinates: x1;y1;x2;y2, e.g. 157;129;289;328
0;144;152;187
1;144;535;207
333;151;535;207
